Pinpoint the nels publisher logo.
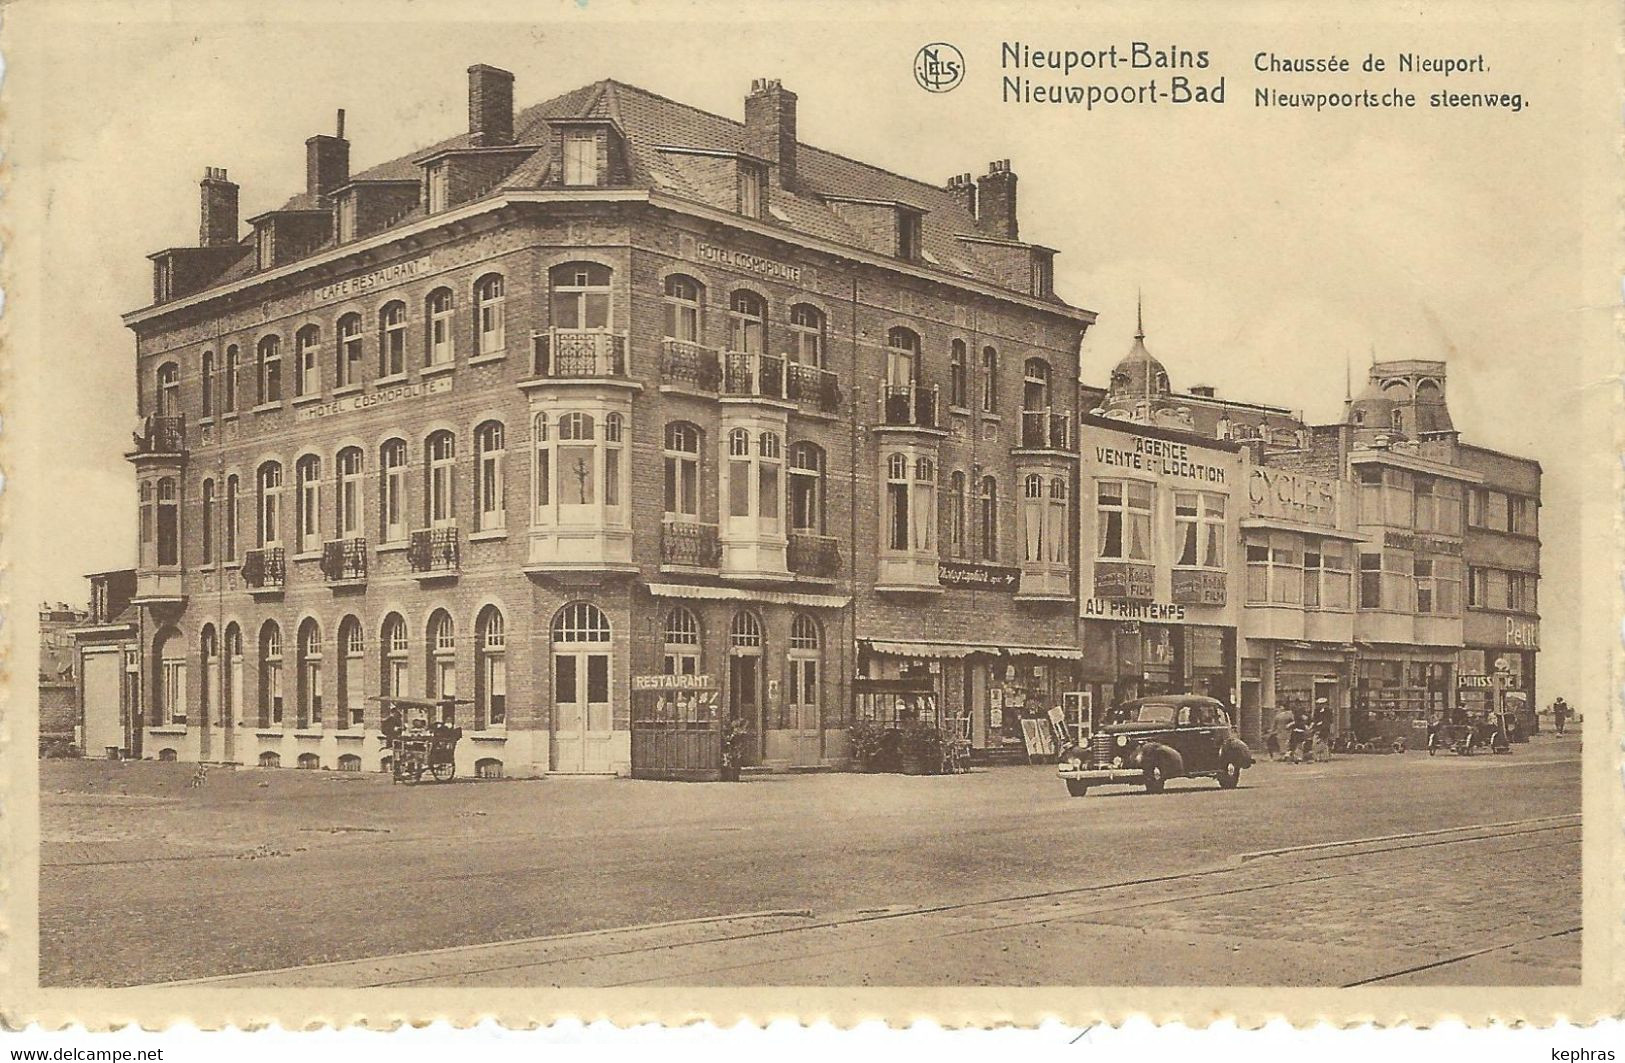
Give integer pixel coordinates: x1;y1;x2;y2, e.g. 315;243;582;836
914;43;965;92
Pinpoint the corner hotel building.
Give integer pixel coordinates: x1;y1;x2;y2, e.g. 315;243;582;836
122;66;1099;776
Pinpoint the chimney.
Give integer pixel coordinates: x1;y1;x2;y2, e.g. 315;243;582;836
199;167;240;247
468;64;515;147
976;159;1018;240
745;78;797;190
944;173;977;219
305;109;350;202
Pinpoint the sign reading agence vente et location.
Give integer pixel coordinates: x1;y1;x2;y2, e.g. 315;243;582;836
297;377;451;422
697;243;802;284
312;257;434;306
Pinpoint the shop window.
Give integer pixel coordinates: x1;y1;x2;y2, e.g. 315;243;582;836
663;422;701;517
550;262;612;330
948;339;967;407
256;335;282;405
474;273;506;354
789;304;824;367
476;606;506;728
379;301;407;378
257;462;283;547
297;618;322;728
380;613;408;700
1046;478;1068;565
475;421;506;531
295;454;321;553
295;324;321;397
338;615;363;728
1096;479;1152;561
662;607;701;676
336;314;363;388
379;439;408;542
426;288;455;367
259;620;283;727
788;442;824;533
664;275;704;343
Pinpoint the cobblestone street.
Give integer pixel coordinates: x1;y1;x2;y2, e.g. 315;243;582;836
40;734;1581;987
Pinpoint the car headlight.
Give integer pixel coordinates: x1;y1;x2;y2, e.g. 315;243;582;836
1111;755;1125;768
1115;735;1128;748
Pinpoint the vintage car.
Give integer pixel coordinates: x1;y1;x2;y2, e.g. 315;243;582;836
1058;694;1253;796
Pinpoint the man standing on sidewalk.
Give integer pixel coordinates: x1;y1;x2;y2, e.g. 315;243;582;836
1552;697;1569;735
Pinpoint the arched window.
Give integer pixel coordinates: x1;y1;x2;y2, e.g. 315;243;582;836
297;752;320;770
224;474;239;561
728;290;767;354
476;606;506;729
729;610;763;650
552;601;611;642
295;454;322;552
883;453;935;554
663;422;701;517
949;339;968;407
201;478;216;565
662;607;700;676
550;262;612;330
426;288;455;366
789;304;824;367
475;421;506;531
336;447;364;538
380;439;407;542
259;621;283;727
257;462;284;547
788;442;825;533
980;346;999;413
337;615;363;729
474;273;506;354
257;335;282;405
155;477;179;567
338;754;362;772
295;324;321;397
335;314;363;387
1023;357;1052;411
154;628;187;726
425;430;456;527
297;618;323;728
663;275;703;343
224;622;243;729
426;610;456;722
379;301;407;378
200;624;218;727
723;427;782;533
259;751;281;769
536;410;628;524
885;327;920;388
979;475;998;560
201;350;216;417
947;470;967;557
223;344;240;413
783;613;821;732
380;613;408;699
156;363;181;418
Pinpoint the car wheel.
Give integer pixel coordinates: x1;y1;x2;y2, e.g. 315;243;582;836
1144;762;1166;794
1217;757;1241;789
1065;779;1089;798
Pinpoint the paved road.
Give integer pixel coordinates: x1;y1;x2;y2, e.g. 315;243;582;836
39;735;1581;987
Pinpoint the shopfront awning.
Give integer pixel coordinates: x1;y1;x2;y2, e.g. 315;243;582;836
861;639;1083;660
645;583;850;610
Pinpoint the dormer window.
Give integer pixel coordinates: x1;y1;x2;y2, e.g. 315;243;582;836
1033;252;1054;297
335;191;357;243
739;162;766;219
255;225;275;271
898;210;923;260
564;130;599;186
426;162;449;214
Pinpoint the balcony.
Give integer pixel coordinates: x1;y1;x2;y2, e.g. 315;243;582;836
787;532;841;579
1018;408;1075;452
1017;563;1072;601
243;547;286;594
722;351;786;401
530;329;628;380
321;537;368;584
408;526;460;579
660;518;721;569
881;383;941;431
660;339;721;392
786;363;841;415
127;415;187;460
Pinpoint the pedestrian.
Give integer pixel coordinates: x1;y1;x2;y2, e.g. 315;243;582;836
1310;698;1333;762
1287;710;1311;763
1552;697;1569;735
1268;706;1294;760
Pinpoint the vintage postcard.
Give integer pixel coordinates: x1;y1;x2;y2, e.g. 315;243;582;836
1;0;1618;1031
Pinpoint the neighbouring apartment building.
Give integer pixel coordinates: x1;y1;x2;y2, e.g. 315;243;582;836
120;66;1096;776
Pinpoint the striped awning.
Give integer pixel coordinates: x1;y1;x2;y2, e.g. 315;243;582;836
644;583;850;609
862;639;1083;660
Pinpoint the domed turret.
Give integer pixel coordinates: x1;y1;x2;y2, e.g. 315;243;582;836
1345;379;1396;430
1098;296;1179;424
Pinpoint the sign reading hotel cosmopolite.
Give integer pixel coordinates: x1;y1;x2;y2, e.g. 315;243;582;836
697;243;802;284
297;377;451;421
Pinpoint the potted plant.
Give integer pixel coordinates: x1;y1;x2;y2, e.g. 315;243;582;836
847;720;893;772
898;724;947;776
720;715;753;781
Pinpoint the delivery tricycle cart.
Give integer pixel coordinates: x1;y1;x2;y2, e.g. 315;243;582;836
375;695;469;783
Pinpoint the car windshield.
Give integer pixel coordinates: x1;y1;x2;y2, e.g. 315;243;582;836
1133;704;1176;725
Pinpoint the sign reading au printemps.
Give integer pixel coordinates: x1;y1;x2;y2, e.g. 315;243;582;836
1082;598;1189;623
697;243;803;284
312;257;434;306
938;560;1020;590
1247;467;1338;526
296;376;451;421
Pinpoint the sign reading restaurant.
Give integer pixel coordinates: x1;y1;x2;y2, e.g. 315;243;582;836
1088;433;1228;484
697;243;802;284
312;256;434;306
297;376;451;421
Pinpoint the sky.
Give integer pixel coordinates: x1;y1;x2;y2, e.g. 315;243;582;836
8;2;1609;702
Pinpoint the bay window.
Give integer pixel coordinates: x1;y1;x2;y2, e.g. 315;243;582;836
1097;479;1152;561
883;452;936;554
725;428;783;532
533;409;629;526
156;477;180;567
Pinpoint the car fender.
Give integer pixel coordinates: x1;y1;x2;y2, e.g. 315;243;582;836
1138;741;1184;778
1220;735;1253;768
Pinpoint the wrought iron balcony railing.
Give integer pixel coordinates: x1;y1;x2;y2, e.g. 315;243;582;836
408;526;460;575
130;415;186;456
321;537;368;582
722;351;785;400
531;329;628;380
787;532;841;578
660;339;721;391
660;517;721;568
882;383;939;429
786;362;841;414
242;547;286;589
1020;408;1075;451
